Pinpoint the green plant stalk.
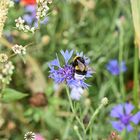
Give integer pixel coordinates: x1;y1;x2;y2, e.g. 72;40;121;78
65;87;86;134
121;129;127;140
0;83;6;99
130;0;140;59
85;103;104;132
74;127;83;140
89;125;93;140
62;116;74;140
118;22;125;101
130;0;140;106
133;46;139;106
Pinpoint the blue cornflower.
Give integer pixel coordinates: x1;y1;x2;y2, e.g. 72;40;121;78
23;5;48;27
106;59;127;75
23;5;36;25
49;50;93;100
110;103;140;132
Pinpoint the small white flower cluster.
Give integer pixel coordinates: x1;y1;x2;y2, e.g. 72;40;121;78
15;17;35;33
12;44;26;55
0;53;8;63
24;131;35;140
9;0;14;7
36;0;49;20
2;61;14;75
0;61;14;85
0;0;10;37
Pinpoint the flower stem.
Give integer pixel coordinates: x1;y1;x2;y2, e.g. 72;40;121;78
85;103;104;132
118;21;125;101
74;127;83;140
65;87;86;134
130;0;140;106
121;129;127;140
0;83;6;99
133;46;139;106
62;115;74;140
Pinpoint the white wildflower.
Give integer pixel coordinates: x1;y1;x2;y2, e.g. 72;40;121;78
24;25;30;31
0;61;14;85
24;132;35;140
2;61;14;75
36;0;49;20
0;0;10;37
15;17;35;33
12;44;26;55
30;27;35;33
0;53;8;63
9;1;14;7
15;17;25;30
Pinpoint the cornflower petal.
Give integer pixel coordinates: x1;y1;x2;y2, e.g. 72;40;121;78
67;79;78;88
83;56;90;64
110;60;118;65
126;124;133;132
70;87;84;100
23;14;34;24
34;20;38;28
60;50;73;64
131;111;140;124
25;5;36;13
79;80;90;88
110;104;124;118
111;121;125;132
124;103;134;115
86;70;94;78
76;52;83;57
50;58;60;67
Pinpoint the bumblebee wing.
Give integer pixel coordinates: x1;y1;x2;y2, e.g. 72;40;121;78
86;66;96;73
77;60;85;71
92;68;96;73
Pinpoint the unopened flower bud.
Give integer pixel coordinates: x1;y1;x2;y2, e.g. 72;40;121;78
85;98;91;107
73;125;78;130
41;35;50;45
101;97;108;106
48;0;53;4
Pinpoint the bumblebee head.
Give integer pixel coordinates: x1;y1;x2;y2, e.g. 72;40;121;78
72;56;87;74
73;56;85;66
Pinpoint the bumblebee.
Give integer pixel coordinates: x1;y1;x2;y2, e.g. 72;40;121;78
72;56;87;76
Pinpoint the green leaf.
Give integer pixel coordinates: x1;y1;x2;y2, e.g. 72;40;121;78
1;88;28;102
